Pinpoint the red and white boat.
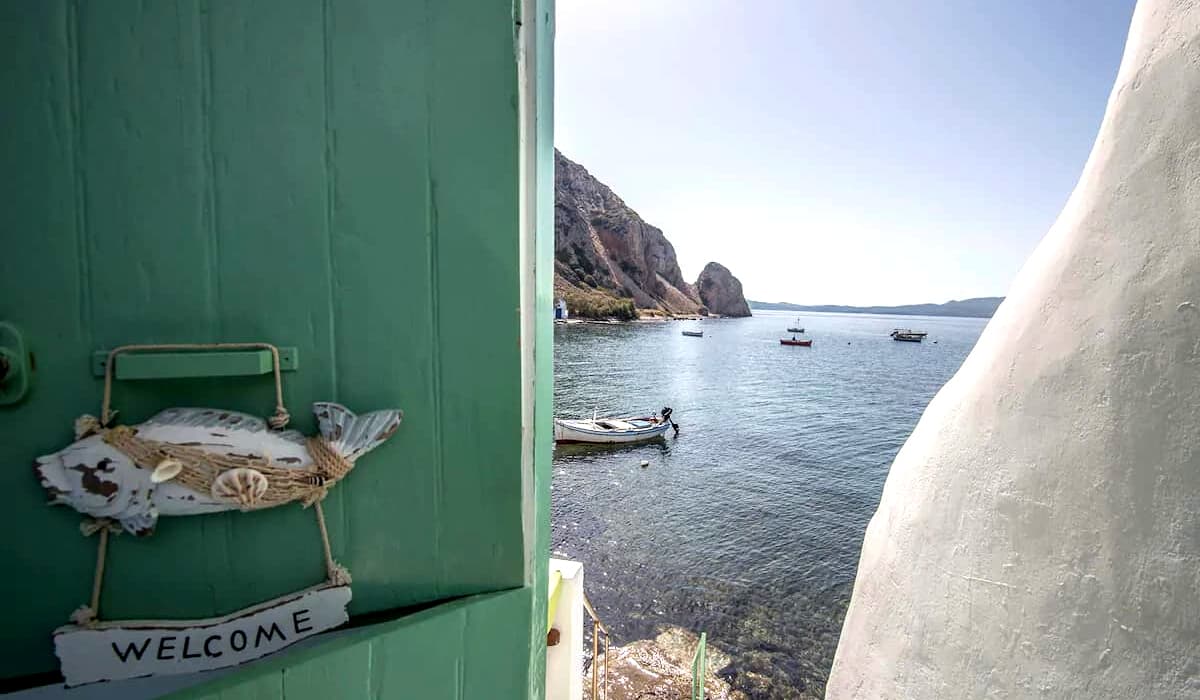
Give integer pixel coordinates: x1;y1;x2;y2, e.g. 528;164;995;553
780;338;812;347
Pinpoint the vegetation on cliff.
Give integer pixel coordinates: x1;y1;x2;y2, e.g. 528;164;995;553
555;282;638;320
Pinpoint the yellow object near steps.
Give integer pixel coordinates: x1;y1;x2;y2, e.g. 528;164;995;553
547;570;563;633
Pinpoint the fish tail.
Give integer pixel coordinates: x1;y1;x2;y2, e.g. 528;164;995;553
313;402;404;462
120;511;159;536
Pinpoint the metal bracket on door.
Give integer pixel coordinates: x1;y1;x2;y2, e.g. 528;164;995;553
0;322;32;405
91;346;299;379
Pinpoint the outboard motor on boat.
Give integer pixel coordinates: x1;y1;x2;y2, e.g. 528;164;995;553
661;406;679;435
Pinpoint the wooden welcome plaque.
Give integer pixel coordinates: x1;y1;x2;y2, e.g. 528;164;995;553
54;584;351;686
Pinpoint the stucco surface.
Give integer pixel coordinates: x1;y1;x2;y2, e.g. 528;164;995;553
828;1;1200;697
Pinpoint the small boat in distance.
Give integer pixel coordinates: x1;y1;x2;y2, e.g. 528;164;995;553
554;407;679;444
780;337;813;347
682;330;703;338
890;329;928;342
787;318;805;333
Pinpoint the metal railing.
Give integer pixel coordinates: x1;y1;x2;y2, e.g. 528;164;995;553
582;594;610;700
691;632;707;700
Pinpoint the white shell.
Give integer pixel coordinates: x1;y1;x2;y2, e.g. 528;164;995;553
211;468;269;508
74;414;101;440
151;459;183;484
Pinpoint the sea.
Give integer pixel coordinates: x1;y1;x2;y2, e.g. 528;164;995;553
551;310;990;699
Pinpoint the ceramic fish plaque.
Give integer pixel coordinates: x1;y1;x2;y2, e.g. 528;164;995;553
54;584;352;686
34;402;403;535
35;400;401;685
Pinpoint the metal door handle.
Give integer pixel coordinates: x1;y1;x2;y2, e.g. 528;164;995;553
0;323;31;405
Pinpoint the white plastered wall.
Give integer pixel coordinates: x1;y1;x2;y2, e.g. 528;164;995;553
828;1;1200;697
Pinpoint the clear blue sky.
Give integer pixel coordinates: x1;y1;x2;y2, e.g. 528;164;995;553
555;0;1138;305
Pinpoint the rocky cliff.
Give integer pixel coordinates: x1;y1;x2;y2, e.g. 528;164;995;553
695;262;752;317
555;150;749;318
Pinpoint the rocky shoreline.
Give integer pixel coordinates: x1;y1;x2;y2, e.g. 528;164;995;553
584;626;747;700
555;314;727;325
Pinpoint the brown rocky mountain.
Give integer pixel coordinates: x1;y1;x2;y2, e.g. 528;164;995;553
554;149;750;318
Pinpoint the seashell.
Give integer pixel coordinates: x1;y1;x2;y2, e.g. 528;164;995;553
211;468;269;508
74;415;102;440
151;458;183;483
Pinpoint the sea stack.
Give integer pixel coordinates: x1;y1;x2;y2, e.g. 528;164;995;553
694;262;752;317
828;1;1200;698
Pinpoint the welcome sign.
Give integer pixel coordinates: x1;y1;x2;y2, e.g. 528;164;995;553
55;585;351;686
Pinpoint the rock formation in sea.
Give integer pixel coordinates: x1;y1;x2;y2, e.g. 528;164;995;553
827;1;1200;698
554;150;750;318
695;262;752;317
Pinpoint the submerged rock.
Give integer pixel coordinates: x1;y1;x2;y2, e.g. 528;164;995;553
584;626;747;700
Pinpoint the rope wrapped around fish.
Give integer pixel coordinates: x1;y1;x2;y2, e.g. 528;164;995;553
35;403;401;535
33;402;402;626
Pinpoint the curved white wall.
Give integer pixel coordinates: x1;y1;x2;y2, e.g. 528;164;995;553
828;1;1200;697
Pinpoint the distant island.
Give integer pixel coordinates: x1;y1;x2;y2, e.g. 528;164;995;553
748;297;1004;318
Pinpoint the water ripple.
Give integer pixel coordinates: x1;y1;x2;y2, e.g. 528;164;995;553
553;311;986;698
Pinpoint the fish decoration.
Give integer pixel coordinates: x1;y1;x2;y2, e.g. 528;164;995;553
34;402;403;536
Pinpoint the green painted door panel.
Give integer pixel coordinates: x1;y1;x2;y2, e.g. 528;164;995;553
0;0;529;682
525;1;557;698
1;0;101;678
173;589;533;700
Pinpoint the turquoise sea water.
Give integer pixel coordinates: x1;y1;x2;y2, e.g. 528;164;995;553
552;310;989;698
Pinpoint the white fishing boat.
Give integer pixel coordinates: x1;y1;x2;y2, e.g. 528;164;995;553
553;407;678;444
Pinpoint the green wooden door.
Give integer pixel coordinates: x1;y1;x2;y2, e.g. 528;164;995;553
0;0;549;690
174;590;535;700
